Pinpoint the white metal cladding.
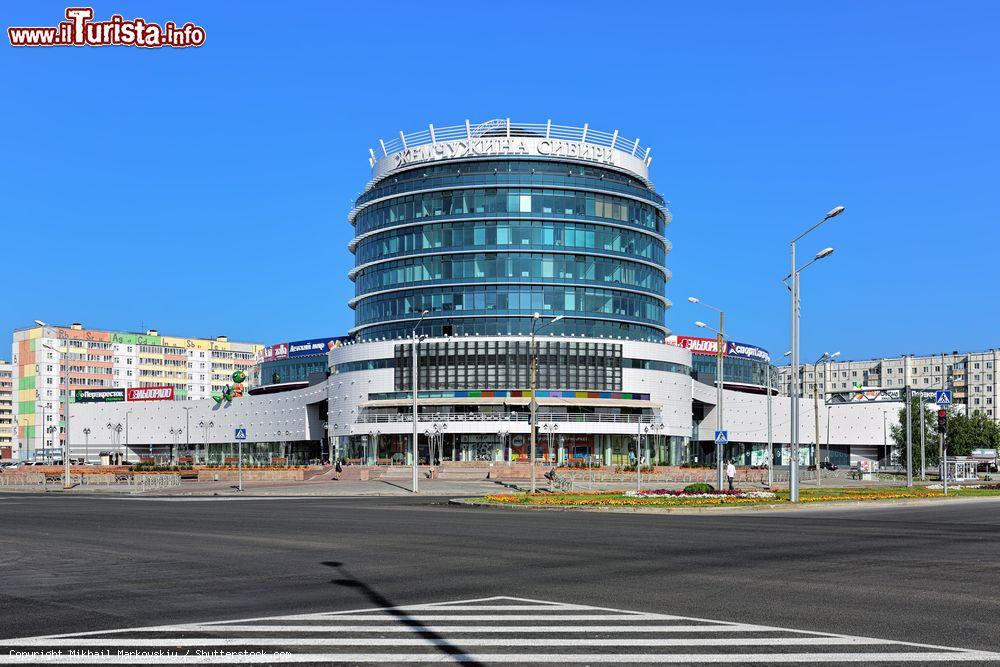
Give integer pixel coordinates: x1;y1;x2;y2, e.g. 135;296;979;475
365;119;654;191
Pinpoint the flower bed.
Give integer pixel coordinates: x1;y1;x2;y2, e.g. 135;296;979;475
474;485;1000;508
624;489;776;499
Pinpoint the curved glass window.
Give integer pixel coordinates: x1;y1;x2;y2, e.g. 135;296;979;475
624;358;691;375
355;317;665;343
332;358;394;374
354;285;665;327
259;358;328;386
354;253;666;296
354;219;667;265
692;356;772;387
354;187;665;236
359;159;665;208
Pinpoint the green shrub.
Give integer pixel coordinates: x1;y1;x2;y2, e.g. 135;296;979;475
684;482;714;493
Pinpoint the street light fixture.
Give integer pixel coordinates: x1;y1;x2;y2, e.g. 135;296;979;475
529;312;564;493
690;297;726;489
787;206;845;502
411;309;429;493
811;351;840;486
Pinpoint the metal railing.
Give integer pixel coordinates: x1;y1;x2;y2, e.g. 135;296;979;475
372;120;653;164
354;412;657;425
0;472;181;492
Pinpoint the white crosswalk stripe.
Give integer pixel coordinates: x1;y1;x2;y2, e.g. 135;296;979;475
0;596;996;664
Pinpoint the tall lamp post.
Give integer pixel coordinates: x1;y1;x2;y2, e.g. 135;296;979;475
124;409;134;464
169;428;181;465
812;351;840;486
411;309;429;493
529;312;564;493
181;406;193;464
37;320;72;489
787;205;844;502
690;298;726;490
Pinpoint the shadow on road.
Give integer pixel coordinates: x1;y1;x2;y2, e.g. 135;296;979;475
322;560;485;666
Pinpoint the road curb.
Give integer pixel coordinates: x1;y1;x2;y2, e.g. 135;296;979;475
448;494;1000;515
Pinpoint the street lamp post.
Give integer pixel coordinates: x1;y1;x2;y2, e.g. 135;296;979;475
812;351;839;486
529;312;564;493
83;427;90;464
541;423;558;463
124;409;134;464
691;299;726;490
199;420;214;465
181;406;193;464
411;310;429;493
787;205;844;502
169;428;180;466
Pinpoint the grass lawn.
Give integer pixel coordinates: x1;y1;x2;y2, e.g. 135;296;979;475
474;486;1000;508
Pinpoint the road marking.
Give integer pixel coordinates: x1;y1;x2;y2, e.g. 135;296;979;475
0;595;995;664
0;637;900;647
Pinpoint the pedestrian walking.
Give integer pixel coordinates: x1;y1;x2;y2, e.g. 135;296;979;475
334;459;342;481
726;460;736;491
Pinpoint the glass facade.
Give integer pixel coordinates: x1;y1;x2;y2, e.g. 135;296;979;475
691;356;774;389
394;340;623;392
259;357;328;386
354;187;664;236
354;220;668;266
358;160;666;208
354;252;666;296
351;158;671;342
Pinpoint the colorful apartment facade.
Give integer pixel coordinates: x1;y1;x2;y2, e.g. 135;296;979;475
11;323;262;461
0;361;13;459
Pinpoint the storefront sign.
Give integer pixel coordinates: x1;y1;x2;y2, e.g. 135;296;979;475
671;336;770;364
261;342;289;362
126;386;175;401
373;135;650;184
288;337;336;358
74;388;126;403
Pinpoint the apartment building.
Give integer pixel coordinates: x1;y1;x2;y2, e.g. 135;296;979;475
11;322;262;461
778;349;1000;420
0;361;13;459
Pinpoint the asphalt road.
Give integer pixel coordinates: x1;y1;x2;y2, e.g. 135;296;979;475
1;493;999;664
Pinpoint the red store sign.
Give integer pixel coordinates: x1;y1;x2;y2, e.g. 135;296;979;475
127;386;175;401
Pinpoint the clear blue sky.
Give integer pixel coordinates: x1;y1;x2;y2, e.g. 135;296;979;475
2;1;998;363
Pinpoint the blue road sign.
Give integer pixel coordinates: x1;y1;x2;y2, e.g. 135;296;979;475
234;428;247;441
714;430;729;446
935;390;952;407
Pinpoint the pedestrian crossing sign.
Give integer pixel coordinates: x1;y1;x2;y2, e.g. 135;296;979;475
935;390;952;406
234;428;247;440
714;430;729;446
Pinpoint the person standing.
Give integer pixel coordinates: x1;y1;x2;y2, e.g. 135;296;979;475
726;460;736;491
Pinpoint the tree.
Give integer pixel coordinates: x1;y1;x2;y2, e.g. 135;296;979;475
944;409;1000;456
890;397;939;469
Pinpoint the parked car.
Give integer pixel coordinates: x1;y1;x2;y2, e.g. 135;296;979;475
820;461;839;471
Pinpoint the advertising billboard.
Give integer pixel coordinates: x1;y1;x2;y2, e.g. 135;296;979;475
74;388;126;403
126;386;175;401
670;336;770;364
288;337;337;358
261;342;289;362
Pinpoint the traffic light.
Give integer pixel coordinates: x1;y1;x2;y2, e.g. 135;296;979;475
937;409;948;434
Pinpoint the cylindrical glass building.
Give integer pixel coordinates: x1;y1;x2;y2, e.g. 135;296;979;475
348;120;671;342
